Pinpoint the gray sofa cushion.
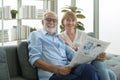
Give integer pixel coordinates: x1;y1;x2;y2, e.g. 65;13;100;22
17;41;38;80
10;76;27;80
0;47;10;80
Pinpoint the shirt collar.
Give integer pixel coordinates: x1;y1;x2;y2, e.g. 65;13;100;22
41;29;58;37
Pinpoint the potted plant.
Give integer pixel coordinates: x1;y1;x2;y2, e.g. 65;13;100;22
10;9;18;19
60;6;85;32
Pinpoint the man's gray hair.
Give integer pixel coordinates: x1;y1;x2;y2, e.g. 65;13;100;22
42;11;58;19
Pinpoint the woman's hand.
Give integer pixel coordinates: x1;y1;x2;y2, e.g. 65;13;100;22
56;66;72;76
96;52;106;61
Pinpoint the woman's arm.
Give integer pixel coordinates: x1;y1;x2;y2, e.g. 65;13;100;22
59;34;78;51
96;52;106;61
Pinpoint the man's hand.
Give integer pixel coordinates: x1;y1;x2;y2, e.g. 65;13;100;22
96;52;106;61
57;66;72;76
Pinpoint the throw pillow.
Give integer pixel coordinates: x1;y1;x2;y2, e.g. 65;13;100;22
17;41;38;80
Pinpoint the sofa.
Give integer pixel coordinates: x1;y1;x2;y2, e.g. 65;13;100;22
0;41;38;80
0;41;120;80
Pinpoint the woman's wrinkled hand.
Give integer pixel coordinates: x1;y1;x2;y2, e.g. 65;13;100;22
96;52;106;61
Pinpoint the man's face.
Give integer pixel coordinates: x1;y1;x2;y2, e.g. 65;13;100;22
42;13;58;34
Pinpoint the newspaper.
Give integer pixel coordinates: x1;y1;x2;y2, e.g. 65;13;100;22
69;34;110;67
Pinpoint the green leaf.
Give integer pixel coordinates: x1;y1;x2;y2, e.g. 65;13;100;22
76;14;85;19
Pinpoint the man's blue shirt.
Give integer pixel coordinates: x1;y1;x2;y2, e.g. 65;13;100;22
27;29;76;80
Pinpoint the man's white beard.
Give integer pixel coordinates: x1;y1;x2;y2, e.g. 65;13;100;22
46;27;57;34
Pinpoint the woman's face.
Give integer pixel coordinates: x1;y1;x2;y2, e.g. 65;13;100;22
63;18;76;30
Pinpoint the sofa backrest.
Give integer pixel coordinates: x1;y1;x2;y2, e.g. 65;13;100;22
87;32;95;38
17;41;38;80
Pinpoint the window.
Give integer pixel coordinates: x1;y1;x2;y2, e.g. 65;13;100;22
76;0;93;33
99;0;120;55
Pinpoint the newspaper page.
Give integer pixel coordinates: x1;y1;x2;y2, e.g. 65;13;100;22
69;35;110;67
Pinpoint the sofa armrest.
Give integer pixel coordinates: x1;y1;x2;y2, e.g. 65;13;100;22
0;47;10;80
4;45;22;78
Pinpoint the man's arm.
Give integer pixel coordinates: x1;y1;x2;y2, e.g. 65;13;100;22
34;59;72;76
28;32;72;76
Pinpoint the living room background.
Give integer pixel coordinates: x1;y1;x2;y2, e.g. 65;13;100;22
0;0;120;55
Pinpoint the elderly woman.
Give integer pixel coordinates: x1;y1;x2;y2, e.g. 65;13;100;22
59;11;117;80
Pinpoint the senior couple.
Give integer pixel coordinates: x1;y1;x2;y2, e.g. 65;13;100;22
27;11;117;80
